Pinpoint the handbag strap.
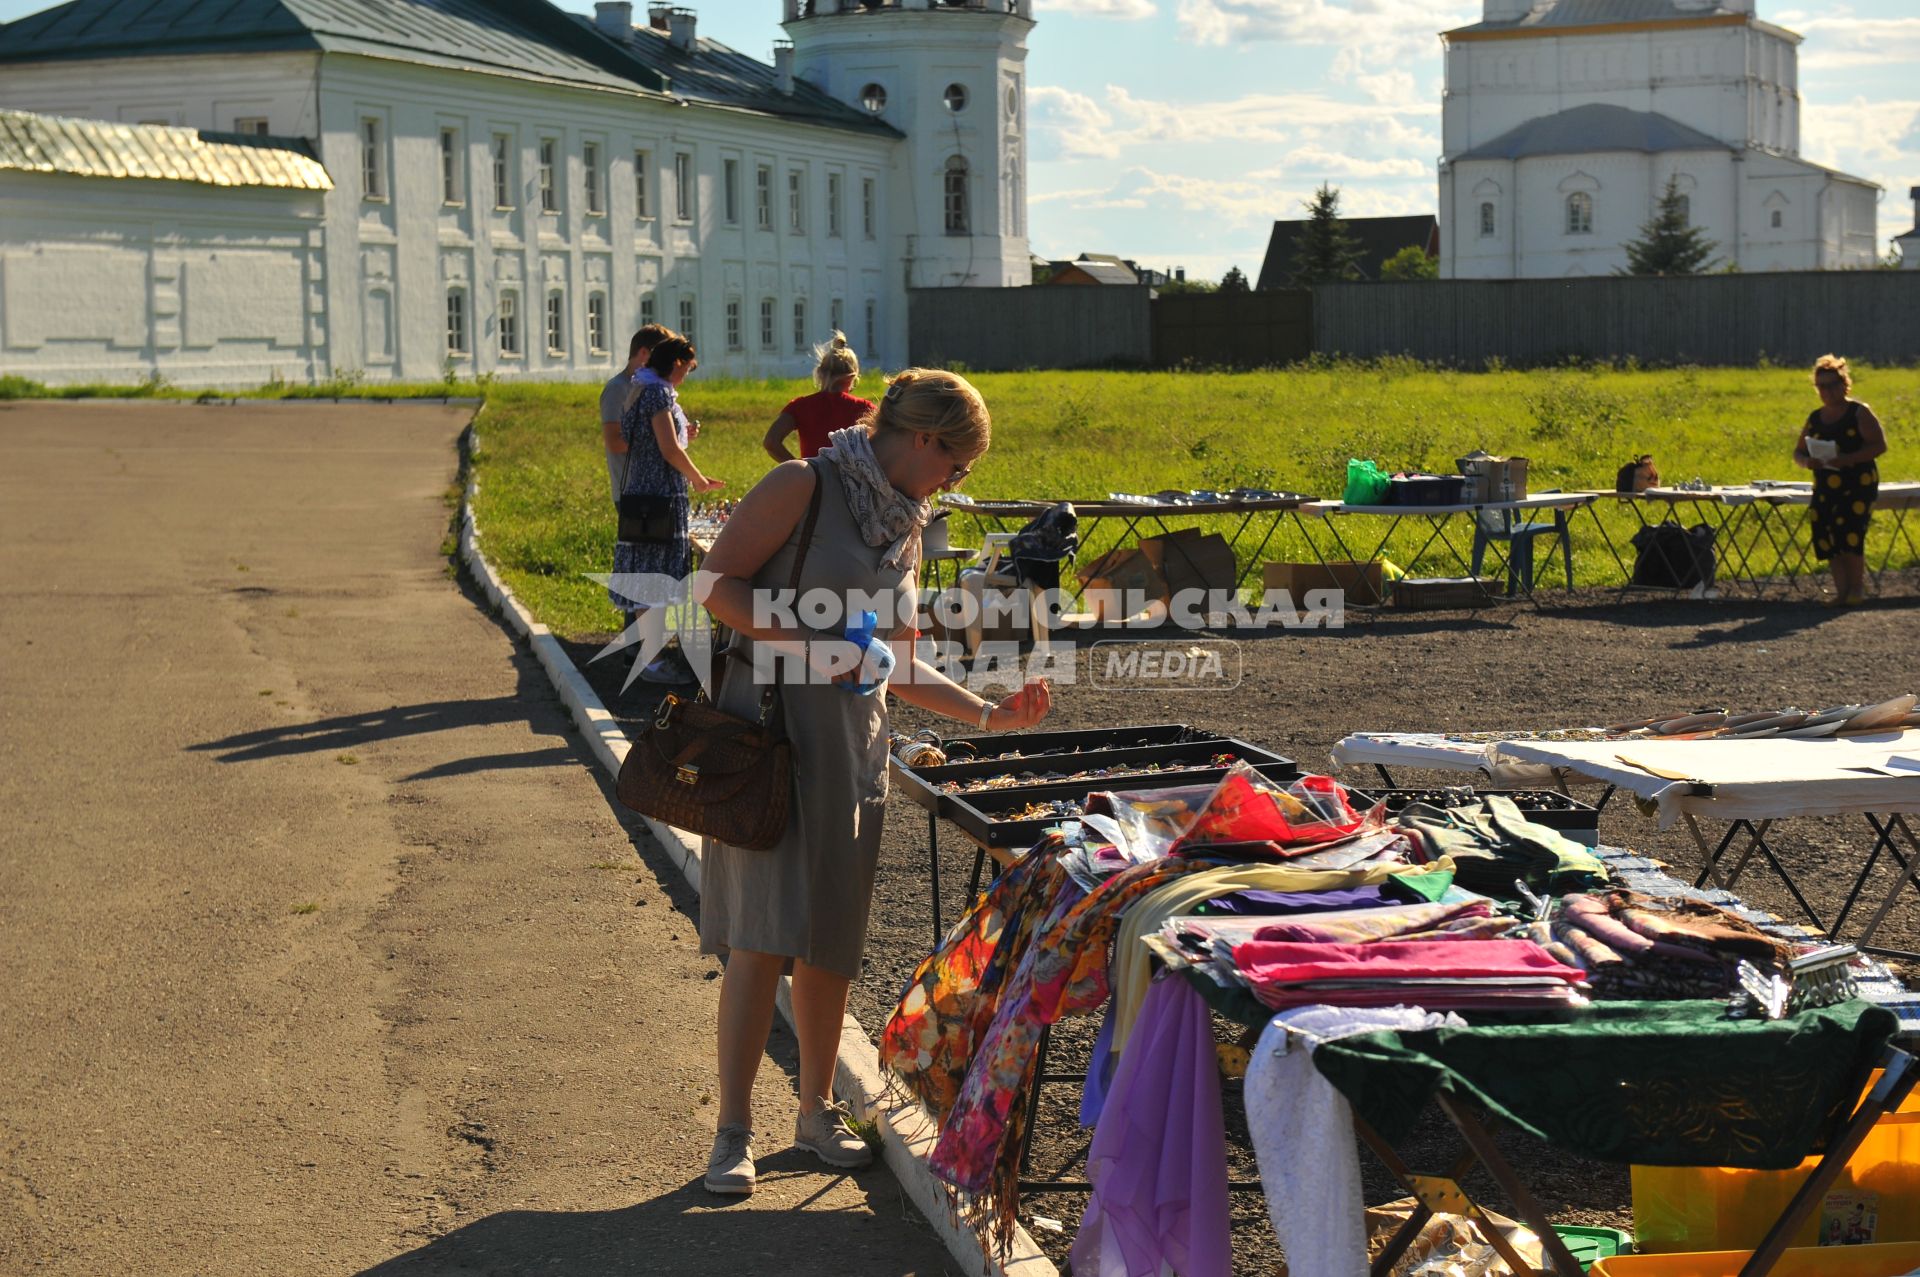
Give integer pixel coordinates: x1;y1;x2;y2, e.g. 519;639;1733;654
710;458;826;706
787;456;827;592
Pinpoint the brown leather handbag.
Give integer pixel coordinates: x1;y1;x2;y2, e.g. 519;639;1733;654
614;464;824;850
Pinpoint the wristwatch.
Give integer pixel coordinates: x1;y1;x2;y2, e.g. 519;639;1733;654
978;700;995;732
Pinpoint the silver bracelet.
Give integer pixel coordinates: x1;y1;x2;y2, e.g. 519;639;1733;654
977;700;995;732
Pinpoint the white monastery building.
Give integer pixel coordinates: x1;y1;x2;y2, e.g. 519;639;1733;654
0;0;1033;387
1439;0;1880;279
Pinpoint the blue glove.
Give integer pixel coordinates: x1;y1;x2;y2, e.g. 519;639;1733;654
841;610;895;696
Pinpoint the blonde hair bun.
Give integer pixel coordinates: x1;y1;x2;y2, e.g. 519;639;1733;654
812;330;861;389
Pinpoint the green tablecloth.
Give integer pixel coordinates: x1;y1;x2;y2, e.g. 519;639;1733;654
1310;998;1895;1169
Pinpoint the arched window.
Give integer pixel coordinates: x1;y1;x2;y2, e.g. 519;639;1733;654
943;156;970;235
1479;201;1496;237
1565;191;1593;235
1006;158;1023;236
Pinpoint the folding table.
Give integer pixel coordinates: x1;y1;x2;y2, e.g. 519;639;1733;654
941;492;1317;604
1294;493;1602;606
1172;842;1920;1277
1733;479;1920;594
1494;733;1920;961
1600;487;1786;599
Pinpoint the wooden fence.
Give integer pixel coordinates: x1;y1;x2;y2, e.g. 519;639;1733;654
906;271;1920;370
1313;272;1920;367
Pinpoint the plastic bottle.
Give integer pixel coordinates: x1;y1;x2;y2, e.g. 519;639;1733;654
841;609;892;695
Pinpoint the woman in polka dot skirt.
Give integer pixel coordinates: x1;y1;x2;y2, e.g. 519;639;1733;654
1794;353;1888;606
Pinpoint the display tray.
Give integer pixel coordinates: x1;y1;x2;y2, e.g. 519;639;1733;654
888;724;1298;848
940;759;1301;848
1345;787;1601;846
923;723;1215;764
907;737;1288;793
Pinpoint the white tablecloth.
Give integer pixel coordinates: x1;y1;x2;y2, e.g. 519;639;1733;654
1493;730;1920;829
1329;732;1564;787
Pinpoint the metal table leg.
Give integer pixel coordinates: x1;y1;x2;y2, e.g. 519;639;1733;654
1837;813;1920;960
928;808;943;948
1686;815;1826;932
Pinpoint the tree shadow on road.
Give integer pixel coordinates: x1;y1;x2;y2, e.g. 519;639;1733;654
355;1170;954;1276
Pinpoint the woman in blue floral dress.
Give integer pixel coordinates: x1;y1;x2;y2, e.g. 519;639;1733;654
608;336;724;683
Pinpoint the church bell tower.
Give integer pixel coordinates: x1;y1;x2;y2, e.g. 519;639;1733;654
783;0;1034;289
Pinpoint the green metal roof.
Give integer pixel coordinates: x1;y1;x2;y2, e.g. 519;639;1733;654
0;108;333;189
0;0;670;94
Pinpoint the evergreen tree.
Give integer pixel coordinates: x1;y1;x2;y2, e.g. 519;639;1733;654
1379;245;1438;281
1288;184;1365;285
1219;265;1250;293
1621;176;1718;276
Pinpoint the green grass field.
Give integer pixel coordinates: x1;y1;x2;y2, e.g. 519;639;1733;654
9;362;1913;636
467;362;1919;637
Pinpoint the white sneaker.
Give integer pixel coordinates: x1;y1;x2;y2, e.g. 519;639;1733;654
704;1123;755;1195
794;1098;875;1169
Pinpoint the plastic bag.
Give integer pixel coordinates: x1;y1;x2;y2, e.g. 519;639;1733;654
1366;1198;1543;1277
1088;762;1377;859
1344;458;1393;506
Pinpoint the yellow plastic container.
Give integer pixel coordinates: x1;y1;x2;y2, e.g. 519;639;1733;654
1591;1239;1920;1276
1631;1075;1920;1254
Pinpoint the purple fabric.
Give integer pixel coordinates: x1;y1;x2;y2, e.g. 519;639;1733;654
1205;885;1390;915
1079;1002;1121;1128
1072;975;1230;1277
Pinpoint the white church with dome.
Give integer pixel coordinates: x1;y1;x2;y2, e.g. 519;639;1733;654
1439;0;1880;278
0;0;1032;387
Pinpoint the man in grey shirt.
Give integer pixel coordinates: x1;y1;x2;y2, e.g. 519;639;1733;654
602;324;674;502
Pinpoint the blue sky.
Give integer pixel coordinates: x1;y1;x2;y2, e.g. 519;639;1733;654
4;0;1916;281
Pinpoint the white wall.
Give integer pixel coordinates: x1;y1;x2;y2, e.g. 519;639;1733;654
789;8;1032;292
0;51;322;137
0;46;910;386
313;54;901;383
1442;147;1877;279
1443;24;1800;158
0;171;326;387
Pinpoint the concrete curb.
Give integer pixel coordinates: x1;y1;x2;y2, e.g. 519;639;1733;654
457;424;1057;1277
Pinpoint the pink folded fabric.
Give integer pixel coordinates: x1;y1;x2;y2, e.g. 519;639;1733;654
1232;938;1586;989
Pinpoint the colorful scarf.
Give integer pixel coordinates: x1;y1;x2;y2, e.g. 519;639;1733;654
819;425;928;571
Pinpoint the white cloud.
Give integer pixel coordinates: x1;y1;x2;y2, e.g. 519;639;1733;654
1175;0;1474;61
1028;185;1119;204
1037;0;1157;17
1028;80;1437;163
1800;95;1920;176
1353;69;1417;105
1028;85;1122;159
1793;16;1920;70
1269;145;1429;179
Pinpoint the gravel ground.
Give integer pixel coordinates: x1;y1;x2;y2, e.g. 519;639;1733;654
571;584;1920;1274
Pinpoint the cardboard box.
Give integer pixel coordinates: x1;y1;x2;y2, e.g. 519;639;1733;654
1139;528;1237;598
1263;560;1383;604
1392;576;1495;611
1457;451;1531;503
1078;547;1169;623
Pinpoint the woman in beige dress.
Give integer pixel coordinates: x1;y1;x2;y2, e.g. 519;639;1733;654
693;369;1051;1194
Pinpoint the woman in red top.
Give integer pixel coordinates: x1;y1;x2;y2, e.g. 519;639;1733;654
763;331;876;461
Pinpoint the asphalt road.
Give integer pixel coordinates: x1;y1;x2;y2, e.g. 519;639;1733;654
0;401;956;1276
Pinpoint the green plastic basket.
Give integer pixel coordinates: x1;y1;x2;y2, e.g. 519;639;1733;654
1555;1225;1630;1272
